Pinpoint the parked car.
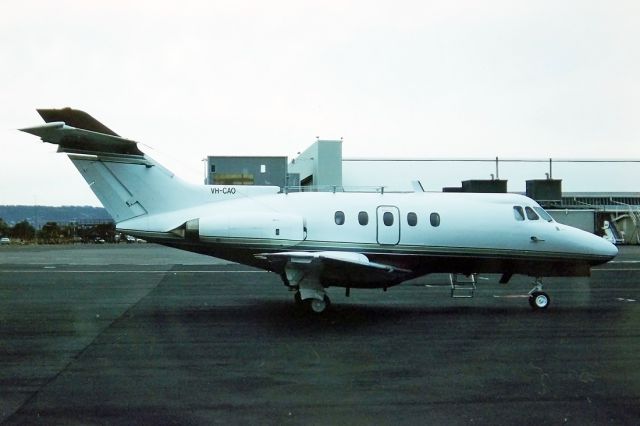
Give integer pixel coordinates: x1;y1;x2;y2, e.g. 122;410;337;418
0;237;10;245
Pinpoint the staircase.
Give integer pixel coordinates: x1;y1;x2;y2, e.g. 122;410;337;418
449;273;477;298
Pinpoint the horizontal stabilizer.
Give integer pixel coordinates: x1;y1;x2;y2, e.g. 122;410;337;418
37;108;119;136
20;122;144;157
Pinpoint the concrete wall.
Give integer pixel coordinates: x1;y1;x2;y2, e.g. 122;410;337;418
548;209;596;233
288;140;342;188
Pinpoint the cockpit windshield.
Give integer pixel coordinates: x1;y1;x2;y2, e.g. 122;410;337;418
533;206;554;222
513;205;555;222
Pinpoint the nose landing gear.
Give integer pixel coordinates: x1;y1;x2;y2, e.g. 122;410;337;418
528;279;550;310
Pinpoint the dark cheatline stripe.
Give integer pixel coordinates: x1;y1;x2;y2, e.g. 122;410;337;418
123;229;605;264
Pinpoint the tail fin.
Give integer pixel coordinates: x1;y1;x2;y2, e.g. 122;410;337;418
20;108;248;223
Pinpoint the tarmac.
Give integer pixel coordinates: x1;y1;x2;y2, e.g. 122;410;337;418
1;243;639;425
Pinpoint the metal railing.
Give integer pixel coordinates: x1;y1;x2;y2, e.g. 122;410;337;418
282;185;413;194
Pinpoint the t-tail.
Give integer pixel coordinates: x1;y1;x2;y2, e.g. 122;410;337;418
20;108;278;224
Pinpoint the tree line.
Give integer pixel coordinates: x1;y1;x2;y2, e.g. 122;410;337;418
0;218;117;244
0;205;110;225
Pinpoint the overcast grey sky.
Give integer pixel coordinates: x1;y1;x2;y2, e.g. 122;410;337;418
2;0;639;206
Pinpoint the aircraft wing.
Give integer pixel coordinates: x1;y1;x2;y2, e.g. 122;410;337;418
256;251;412;286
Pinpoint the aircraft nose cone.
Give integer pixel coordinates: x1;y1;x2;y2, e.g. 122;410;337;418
592;235;618;264
603;239;619;259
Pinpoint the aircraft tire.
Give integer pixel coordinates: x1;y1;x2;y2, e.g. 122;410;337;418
304;295;331;314
529;291;550;310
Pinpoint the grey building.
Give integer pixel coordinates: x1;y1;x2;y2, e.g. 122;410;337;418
204;156;288;187
287;140;343;189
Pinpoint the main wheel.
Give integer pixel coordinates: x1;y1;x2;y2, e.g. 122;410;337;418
529;291;550;310
304;295;331;314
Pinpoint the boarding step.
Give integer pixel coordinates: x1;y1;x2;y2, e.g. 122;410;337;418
449;273;477;298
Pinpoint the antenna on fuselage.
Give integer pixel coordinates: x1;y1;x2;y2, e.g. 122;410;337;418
411;180;425;192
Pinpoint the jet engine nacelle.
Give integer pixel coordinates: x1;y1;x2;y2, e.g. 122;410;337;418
193;212;305;242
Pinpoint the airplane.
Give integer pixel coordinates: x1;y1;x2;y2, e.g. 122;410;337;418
20;108;618;313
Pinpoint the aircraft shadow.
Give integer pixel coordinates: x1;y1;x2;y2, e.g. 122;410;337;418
129;299;620;336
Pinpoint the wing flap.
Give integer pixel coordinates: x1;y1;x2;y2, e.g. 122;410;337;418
256;251;412;287
258;251;408;272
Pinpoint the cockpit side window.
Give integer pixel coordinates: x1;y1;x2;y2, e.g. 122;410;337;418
533;207;554;222
525;207;539;220
513;206;525;221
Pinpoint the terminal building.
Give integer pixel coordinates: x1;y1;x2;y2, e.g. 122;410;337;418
206;139;640;244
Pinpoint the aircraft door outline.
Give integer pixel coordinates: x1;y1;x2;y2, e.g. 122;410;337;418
376;205;400;245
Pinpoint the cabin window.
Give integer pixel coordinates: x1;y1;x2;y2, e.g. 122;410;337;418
513;206;525;221
407;212;418;226
334;211;345;225
525;207;539;220
430;212;440;227
383;211;394;226
358;211;369;226
534;207;554;222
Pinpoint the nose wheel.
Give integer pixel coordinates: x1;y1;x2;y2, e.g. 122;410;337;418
528;279;550;310
529;291;550;310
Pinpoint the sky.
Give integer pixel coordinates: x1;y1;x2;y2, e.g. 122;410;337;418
1;0;639;206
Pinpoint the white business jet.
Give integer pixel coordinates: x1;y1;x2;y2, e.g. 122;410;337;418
20;108;618;313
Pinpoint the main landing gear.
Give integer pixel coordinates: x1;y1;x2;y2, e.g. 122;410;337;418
294;291;331;314
283;265;331;314
528;278;550;310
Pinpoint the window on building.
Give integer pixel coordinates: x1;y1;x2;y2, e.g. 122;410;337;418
335;211;345;225
383;211;394;226
260;164;266;173
407;212;418;226
525;207;539;220
513;206;525;221
430;212;440;227
210;164;216;173
358;211;369;226
213;173;254;185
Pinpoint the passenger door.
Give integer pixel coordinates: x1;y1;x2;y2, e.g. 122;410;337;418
377;206;400;245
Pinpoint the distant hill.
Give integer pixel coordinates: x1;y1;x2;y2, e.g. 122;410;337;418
0;205;112;228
